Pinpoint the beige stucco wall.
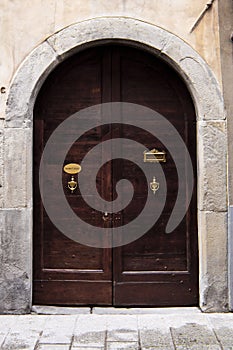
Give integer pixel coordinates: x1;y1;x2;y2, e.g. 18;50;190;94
0;0;221;103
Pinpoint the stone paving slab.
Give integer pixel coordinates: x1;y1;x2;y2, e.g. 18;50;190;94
0;315;47;350
170;323;221;349
0;315;19;347
0;310;232;349
39;315;77;344
140;329;174;349
138;315;174;348
73;315;107;348
106;315;138;342
207;314;233;349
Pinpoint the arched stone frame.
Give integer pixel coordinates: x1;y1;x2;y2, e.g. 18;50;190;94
2;17;228;313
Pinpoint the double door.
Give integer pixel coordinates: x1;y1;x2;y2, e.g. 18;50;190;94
33;45;198;306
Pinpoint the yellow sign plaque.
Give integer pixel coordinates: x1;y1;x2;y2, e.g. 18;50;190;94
143;149;166;163
63;163;82;175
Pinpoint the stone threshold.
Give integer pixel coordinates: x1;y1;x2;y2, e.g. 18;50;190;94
32;305;201;315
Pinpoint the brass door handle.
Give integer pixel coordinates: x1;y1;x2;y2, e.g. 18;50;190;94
150;177;159;194
68;176;77;193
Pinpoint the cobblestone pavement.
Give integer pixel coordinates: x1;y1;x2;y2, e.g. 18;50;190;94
0;307;233;349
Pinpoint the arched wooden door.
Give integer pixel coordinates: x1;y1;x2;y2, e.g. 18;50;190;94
33;44;198;306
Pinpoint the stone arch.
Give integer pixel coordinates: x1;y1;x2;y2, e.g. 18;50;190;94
4;17;227;312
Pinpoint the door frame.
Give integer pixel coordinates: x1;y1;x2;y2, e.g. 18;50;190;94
3;17;228;313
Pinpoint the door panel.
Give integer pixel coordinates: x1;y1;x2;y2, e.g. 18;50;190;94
111;47;197;305
33;44;198;306
33;47;113;305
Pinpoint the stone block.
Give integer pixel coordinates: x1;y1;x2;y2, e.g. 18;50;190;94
3;128;32;208
197;121;227;212
162;38;225;121
0;208;32;314
5;41;58;128
198;211;228;312
47;18;168;59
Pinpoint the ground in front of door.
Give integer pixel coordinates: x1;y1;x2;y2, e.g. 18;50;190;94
0;307;233;349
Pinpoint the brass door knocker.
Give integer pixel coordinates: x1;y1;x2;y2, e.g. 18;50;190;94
150;176;159;194
68;176;77;193
63;163;81;193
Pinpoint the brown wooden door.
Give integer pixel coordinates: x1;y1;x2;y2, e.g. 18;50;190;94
33;45;198;306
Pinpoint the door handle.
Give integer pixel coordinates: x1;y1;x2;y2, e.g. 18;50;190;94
150;176;159;194
68;176;77;193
